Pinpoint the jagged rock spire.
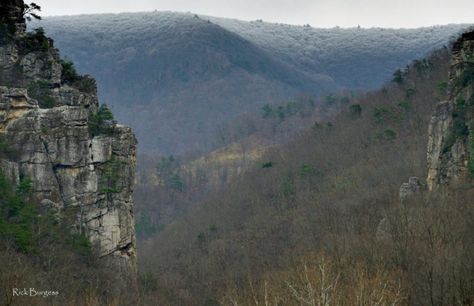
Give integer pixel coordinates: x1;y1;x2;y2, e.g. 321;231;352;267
0;0;27;33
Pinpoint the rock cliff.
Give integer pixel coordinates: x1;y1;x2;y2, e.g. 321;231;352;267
377;31;474;241
0;1;137;276
427;29;474;190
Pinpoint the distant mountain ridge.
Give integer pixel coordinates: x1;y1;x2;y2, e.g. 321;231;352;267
31;12;469;154
209;17;468;88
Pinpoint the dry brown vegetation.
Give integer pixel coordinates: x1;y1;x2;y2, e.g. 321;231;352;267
219;253;406;306
2;43;472;306
135;48;473;305
0;240;138;306
215;191;474;306
134;92;351;237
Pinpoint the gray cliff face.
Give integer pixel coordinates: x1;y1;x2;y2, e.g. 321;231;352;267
377;31;474;241
0;2;137;275
427;30;474;190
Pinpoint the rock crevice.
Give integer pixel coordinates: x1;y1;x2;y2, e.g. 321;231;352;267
0;0;138;277
427;29;474;190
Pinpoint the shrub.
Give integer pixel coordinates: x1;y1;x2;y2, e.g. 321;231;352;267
60;60;80;83
381;129;397;141
89;104;115;137
40;125;49;134
280;175;295;197
437;81;449;96
325;94;337;105
443;98;469;154
27;80;55;108
66;233;92;256
100;157;122;194
197;232;206;246
262;161;273;169
453;98;468;138
405;87;416;99
23;2;42;22
60;60;98;94
457;62;474;88
0;172;37;253
413;59;433;74
136;213;162;239
23;27;50;53
373;106;395;124
168;173;185;192
398;99;411;111
276;106;286;120
349;104;362;118
75;76;97;95
312;122;322;130
261;104;273;119
299;164;319;177
392;69;404;84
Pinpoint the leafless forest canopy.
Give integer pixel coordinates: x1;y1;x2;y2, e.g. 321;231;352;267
0;5;473;305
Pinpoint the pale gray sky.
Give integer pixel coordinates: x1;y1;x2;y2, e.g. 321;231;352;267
37;0;473;28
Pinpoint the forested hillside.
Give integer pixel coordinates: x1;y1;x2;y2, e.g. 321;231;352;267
137;46;474;305
32;13;467;154
2;1;473;305
211;17;467;89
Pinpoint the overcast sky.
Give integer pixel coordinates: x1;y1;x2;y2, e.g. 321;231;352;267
37;0;473;28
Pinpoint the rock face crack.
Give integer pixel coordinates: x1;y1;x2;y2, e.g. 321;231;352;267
0;5;138;285
40;135;67;207
427;30;474;190
100;241;133;258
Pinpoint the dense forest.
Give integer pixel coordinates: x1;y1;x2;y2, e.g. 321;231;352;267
1;1;473;306
134;46;474;305
34;14;466;154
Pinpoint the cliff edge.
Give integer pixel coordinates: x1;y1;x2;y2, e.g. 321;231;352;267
427;29;474;190
0;0;137;276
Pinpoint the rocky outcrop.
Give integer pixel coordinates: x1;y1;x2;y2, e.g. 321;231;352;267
399;177;425;202
427;30;474;190
378;30;474;241
0;1;137;277
376;177;425;240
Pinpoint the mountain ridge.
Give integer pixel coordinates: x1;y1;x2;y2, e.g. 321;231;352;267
31;12;469;155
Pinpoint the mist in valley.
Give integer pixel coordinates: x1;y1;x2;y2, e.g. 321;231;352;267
1;1;474;305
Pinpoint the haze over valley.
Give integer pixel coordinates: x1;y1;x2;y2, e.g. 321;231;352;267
33;14;467;154
1;1;473;305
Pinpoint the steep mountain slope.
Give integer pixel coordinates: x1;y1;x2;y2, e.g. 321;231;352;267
32;12;336;155
134;93;349;230
32;13;468;154
138;46;474;305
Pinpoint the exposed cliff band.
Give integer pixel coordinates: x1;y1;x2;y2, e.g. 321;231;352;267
0;0;137;276
427;30;474;190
